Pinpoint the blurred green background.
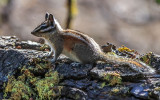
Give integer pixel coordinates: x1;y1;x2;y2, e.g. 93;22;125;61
0;0;160;54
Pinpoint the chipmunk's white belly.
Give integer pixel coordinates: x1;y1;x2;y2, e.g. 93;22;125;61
62;49;81;63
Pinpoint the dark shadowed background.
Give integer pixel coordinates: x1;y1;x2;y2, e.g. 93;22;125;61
0;0;160;54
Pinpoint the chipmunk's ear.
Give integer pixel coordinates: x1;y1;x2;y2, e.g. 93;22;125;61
45;12;49;21
48;14;54;22
48;14;55;26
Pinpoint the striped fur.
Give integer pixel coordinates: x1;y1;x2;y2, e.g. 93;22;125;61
31;13;62;36
62;29;101;50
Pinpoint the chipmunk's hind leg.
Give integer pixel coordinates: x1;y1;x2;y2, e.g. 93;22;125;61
73;43;99;64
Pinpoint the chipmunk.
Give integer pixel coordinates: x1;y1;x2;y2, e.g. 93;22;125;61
31;13;155;74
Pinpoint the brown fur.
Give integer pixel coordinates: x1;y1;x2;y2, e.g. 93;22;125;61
62;34;88;52
63;29;90;44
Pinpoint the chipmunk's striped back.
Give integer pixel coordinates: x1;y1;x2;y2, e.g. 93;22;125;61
62;29;101;50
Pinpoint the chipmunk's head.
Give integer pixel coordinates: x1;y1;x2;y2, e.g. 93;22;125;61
31;13;62;37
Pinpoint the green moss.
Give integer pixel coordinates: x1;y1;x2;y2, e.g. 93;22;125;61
4;76;35;100
154;87;160;91
100;82;106;88
75;93;80;100
118;46;134;52
111;87;120;93
30;77;40;85
4;57;62;100
4;70;62;99
28;59;52;74
140;52;152;65
34;71;62;99
103;72;122;86
110;87;129;96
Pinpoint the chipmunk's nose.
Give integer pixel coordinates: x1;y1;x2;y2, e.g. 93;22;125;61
31;31;33;34
31;30;37;35
31;29;37;34
31;26;41;34
31;31;34;34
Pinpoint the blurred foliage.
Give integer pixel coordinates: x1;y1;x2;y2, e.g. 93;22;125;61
156;0;160;4
0;0;11;25
0;0;8;25
66;0;78;29
0;0;9;6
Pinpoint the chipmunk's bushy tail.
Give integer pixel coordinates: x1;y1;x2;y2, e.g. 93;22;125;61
99;52;155;74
